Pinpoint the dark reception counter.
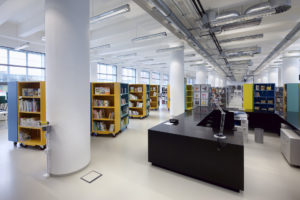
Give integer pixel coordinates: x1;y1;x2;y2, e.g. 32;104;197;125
148;106;244;192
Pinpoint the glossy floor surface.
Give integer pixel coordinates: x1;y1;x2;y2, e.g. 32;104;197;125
0;106;300;200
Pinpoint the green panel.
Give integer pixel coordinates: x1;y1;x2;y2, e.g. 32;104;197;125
286;83;299;112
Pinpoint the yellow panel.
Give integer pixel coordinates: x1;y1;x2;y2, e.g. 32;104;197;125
17;81;46;147
243;84;253;111
167;84;170;110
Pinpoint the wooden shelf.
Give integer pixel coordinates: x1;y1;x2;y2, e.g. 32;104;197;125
93;94;114;97
93;118;114;121
20;96;40;99
19;126;41;130
129;99;143;101
93;106;115;109
19;111;41;114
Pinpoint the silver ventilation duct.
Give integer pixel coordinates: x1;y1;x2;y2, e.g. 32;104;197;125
223;46;261;57
219;34;264;44
147;0;228;76
229;60;253;66
203;0;291;28
254;22;300;73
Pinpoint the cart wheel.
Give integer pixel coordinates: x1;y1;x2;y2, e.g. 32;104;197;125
20;143;27;148
13;142;17;146
39;145;46;150
113;134;116;137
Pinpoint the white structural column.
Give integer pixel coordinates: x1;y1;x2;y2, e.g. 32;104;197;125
268;67;279;85
278;67;283;86
195;66;207;84
169;49;185;117
208;71;215;86
45;0;90;175
282;57;300;84
116;65;122;82
90;62;98;82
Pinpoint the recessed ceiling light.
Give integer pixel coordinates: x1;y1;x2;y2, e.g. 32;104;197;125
156;46;184;53
132;32;167;42
90;44;111;50
90;4;130;24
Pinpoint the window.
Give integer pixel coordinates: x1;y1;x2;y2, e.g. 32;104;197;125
0;47;45;82
151;72;160;85
0;48;7;64
122;67;136;84
163;74;168;86
140;71;150;84
9;50;26;66
187;77;195;85
97;64;117;82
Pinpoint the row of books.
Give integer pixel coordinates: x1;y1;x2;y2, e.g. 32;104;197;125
255;100;274;104
151;92;157;96
22;88;40;97
255;85;272;91
94;99;110;107
130;87;142;92
129;110;140;116
129;94;139;100
121;98;127;105
20;117;40;127
95;87;111;95
121;87;128;94
93;121;114;132
129;102;143;108
19;99;40;112
92;110;114;119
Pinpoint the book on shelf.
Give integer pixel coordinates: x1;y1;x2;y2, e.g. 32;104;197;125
129;94;138;100
121;98;127;105
109;124;114;132
95;87;111;95
94;99;110;107
22;88;40;97
108;112;114;119
19;117;40;127
136;102;143;108
19;99;40;112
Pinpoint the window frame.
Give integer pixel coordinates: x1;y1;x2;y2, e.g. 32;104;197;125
121;67;136;84
97;63;117;82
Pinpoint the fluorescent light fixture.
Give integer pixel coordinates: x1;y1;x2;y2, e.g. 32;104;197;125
229;59;253;66
219;34;263;43
221;18;262;32
150;63;167;66
90;44;111;50
132;32;167;42
138;59;154;62
184;59;203;63
190;64;205;67
41;36;46;41
156;46;184;53
15;42;30;51
90;4;130;24
184;54;196;57
117;53;137;58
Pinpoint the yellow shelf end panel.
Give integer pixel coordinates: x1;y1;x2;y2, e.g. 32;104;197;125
243;84;253;111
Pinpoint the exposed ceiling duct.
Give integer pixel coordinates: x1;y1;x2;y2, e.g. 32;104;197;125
202;0;291;28
144;0;229;76
254;22;300;73
223;46;261;58
228;60;253;66
219;34;264;44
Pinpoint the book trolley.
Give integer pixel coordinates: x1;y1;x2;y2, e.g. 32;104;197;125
91;82;128;136
150;84;159;110
129;84;149;119
185;85;193;110
8;81;46;149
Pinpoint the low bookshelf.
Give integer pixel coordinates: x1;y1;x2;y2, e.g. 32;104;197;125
150;84;159;110
91;82;121;136
129;84;149;119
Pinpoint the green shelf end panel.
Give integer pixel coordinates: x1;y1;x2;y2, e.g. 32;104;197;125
286;83;299;112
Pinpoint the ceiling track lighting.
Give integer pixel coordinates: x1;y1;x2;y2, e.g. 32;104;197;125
138;59;154;62
117;53;137;58
150;63;167;66
132;32;167;42
184;54;196;57
90;44;111;51
184;59;203;63
90;4;130;24
15;42;30;51
156;46;184;53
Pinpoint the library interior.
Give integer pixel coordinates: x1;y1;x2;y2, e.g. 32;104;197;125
1;0;300;199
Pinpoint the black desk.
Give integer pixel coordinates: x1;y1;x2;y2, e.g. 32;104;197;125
148;107;244;192
245;110;300;134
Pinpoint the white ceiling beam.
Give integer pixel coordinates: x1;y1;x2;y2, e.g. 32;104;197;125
0;0;37;26
18;11;44;38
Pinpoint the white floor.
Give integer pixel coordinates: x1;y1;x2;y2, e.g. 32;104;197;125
0;106;300;200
